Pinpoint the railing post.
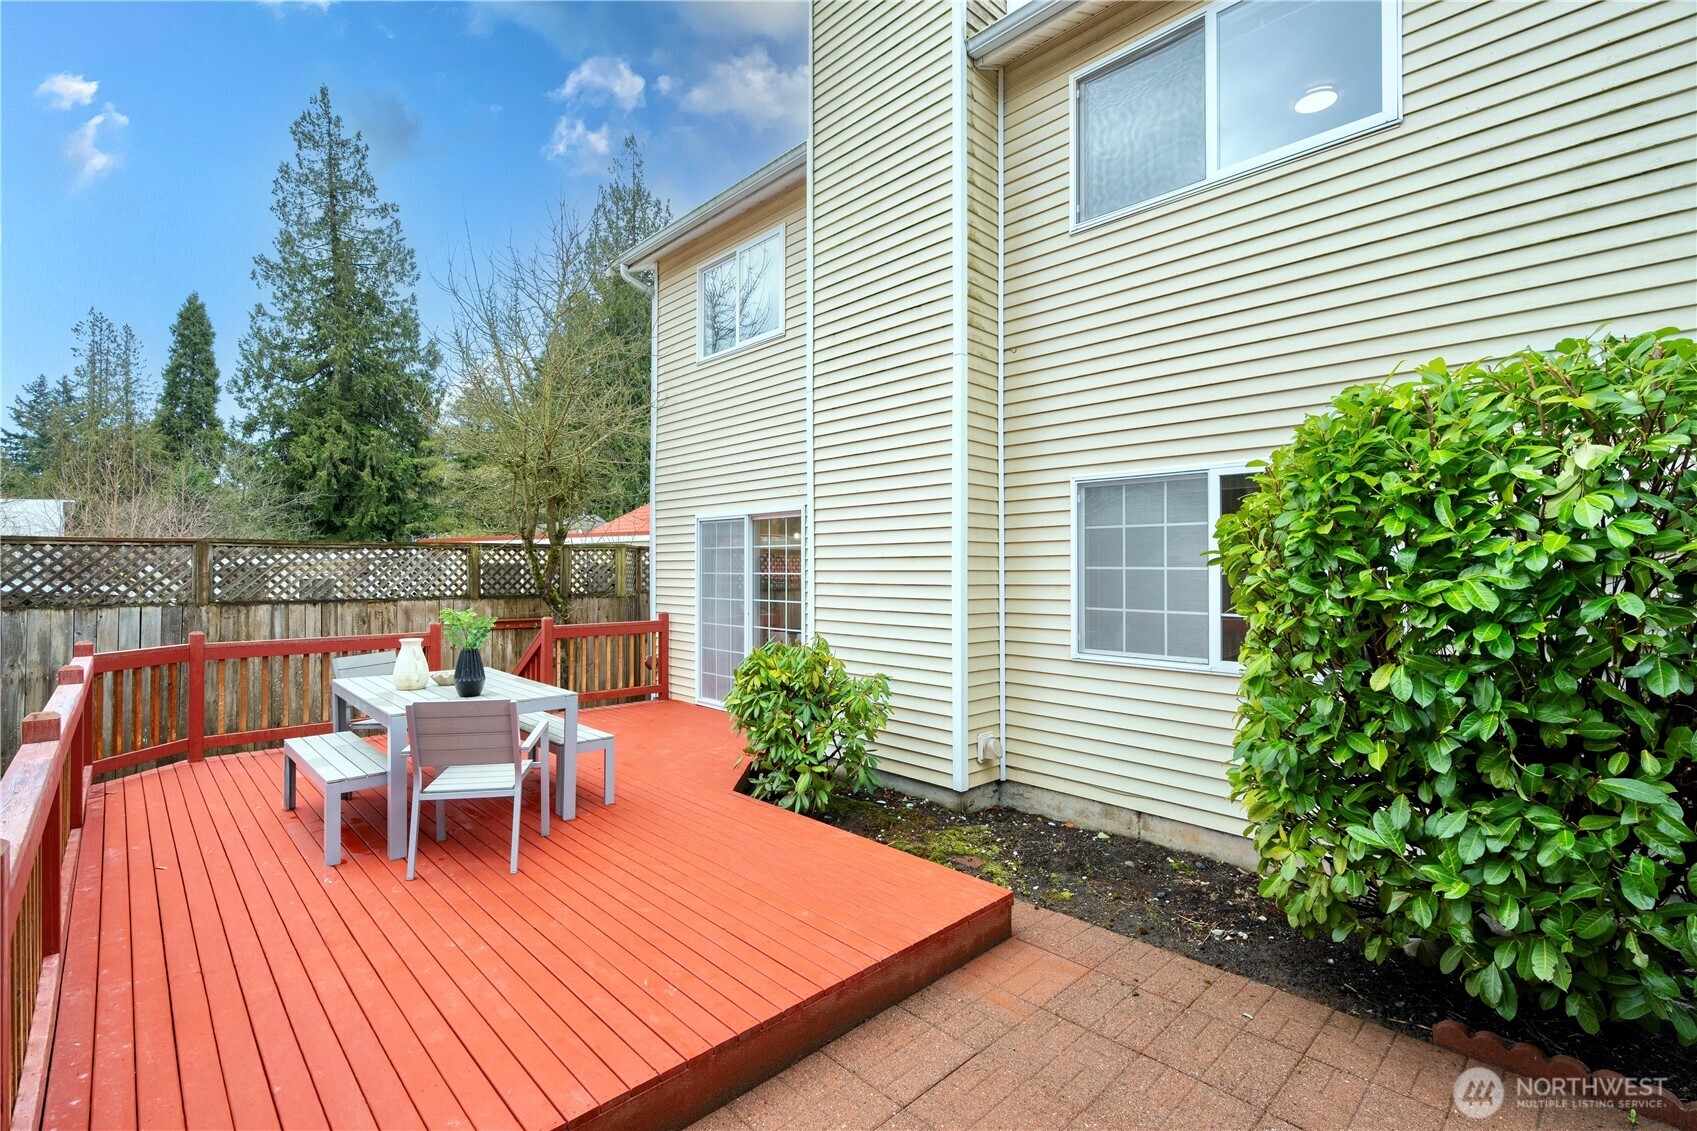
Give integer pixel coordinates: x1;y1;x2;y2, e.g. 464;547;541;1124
57;664;87;831
424;621;444;670
657;612;670;701
21;714;64;959
187;632;207;762
1;837;10;1126
466;545;481;601
193;540;213;606
538;617;555;684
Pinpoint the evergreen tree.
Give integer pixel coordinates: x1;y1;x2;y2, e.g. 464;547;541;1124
155;292;225;462
235;85;441;541
1;373;78;484
583;135;670;516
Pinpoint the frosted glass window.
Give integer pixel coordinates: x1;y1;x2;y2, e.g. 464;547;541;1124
698;519;746;703
700;229;783;357
1077;23;1205;221
1075;0;1396;223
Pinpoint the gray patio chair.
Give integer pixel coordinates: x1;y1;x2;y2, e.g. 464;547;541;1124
331;651;397;735
403;699;547;880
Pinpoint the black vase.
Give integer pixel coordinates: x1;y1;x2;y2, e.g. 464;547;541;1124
454;647;486;697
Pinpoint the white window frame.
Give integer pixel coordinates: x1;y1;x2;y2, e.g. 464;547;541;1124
1070;466;1251;675
694;506;805;708
696;224;786;363
1069;0;1403;231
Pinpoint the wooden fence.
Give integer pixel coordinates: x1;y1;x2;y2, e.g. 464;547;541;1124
0;617;670;1123
1;539;649;772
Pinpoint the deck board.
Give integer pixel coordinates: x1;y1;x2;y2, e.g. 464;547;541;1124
42;700;1013;1130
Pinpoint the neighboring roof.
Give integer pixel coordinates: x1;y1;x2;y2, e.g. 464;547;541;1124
417;504;650;546
582;503;649;539
619;144;807;272
966;0;1119;67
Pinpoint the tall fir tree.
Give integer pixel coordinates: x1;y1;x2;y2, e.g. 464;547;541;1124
235;85;442;540
155;292;225;463
584;135;670;517
1;373;78;485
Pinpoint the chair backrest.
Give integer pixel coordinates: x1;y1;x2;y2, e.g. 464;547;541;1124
405;699;521;771
333;651;398;679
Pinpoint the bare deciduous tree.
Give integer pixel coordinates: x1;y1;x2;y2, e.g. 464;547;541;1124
440;205;644;619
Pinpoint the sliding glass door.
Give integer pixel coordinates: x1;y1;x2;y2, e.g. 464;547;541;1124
697;512;803;706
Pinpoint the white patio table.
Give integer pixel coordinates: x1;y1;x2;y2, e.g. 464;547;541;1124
330;669;577;860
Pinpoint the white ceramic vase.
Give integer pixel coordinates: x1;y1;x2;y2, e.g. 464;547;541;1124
392;637;430;690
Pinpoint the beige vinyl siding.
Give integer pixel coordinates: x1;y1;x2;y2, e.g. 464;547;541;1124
652;184;808;704
811;0;962;787
1000;0;1697;835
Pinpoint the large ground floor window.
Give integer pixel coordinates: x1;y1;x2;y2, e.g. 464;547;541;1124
697;510;803;705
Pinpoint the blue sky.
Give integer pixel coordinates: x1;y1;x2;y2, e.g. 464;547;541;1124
1;0;808;429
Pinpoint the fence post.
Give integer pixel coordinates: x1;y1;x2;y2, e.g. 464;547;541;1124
187;632;207;762
657;612;670;701
424;621;444;670
613;546;630;598
466;546;481;601
193;540;212;605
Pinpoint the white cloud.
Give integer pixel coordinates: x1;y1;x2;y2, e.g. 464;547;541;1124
550;56;645;111
679;46;809;131
678;2;807;42
654;74;674;96
66;102;128;186
36;73;98;110
543;117;611;162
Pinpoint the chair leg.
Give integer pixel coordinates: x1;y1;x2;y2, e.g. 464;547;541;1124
436;798;446;842
509;787;522;874
539;750;550;838
604;741;615;805
324;789;341;867
406;789;422;880
283;756;296;810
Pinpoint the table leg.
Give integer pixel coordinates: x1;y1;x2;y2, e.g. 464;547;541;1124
387;715;408;859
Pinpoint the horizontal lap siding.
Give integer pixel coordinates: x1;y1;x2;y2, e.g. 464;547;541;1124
812;1;961;787
1000;0;1697;836
653;186;809;705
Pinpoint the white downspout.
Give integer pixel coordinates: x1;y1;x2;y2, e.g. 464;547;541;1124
617;262;658;619
996;63;1008;784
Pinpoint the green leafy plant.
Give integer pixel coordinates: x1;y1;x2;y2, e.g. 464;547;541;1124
438;608;496;652
724;636;892;814
1215;330;1696;1042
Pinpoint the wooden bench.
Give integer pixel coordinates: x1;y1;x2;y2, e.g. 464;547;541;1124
283;731;389;866
519;712;616;820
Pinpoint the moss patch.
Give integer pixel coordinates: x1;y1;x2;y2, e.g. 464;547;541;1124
886;823;1016;888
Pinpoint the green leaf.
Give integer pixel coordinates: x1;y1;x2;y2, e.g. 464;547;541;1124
1616;592;1646;618
1642;658;1684;698
1573;908;1614;940
1620;856;1661;911
1598;777;1669;806
1529;938;1559;982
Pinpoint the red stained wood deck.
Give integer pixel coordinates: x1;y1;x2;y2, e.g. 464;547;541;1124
39;701;1012;1131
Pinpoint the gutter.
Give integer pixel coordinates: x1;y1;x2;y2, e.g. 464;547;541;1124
618;262;654;298
966;0;1082;66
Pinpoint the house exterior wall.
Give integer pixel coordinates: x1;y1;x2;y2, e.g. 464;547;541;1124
809;0;967;788
651;182;808;705
997;0;1697;837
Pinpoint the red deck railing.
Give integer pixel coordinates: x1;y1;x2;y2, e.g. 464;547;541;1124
0;615;667;1128
514;613;669;704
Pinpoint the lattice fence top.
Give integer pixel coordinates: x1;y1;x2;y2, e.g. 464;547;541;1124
210;543;469;603
0;537;648;608
1;540;195;608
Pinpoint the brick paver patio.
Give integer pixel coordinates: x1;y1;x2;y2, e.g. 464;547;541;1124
691;901;1644;1131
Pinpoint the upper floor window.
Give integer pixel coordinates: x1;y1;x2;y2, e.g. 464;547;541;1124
699;227;783;359
1074;0;1398;225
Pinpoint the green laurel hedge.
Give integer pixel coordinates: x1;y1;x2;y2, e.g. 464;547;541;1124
1216;330;1696;1041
